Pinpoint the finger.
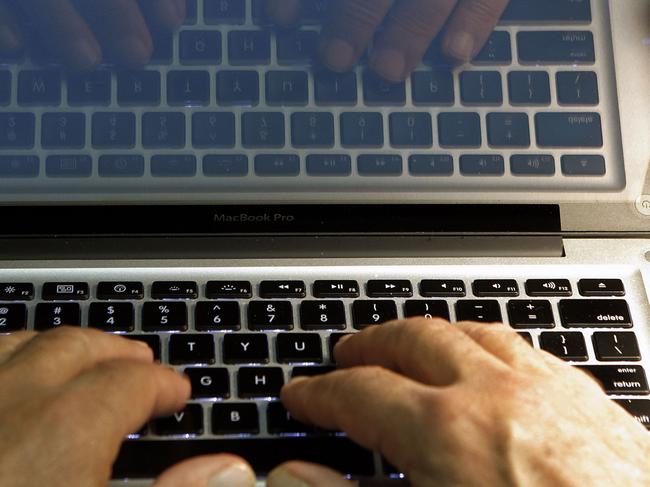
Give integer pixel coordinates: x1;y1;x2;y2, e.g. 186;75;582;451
267;0;301;27
140;0;186;30
370;0;458;82
0;1;22;52
334;319;507;385
153;454;255;487
268;461;356;487
3;327;153;386
441;0;510;62
319;0;394;72
0;331;37;365
20;0;101;69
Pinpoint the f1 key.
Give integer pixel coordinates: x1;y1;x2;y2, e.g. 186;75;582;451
259;281;306;299
367;280;413;298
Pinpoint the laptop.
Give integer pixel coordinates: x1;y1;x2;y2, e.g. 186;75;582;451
0;0;649;485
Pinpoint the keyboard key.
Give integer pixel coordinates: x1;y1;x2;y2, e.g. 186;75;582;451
223;333;269;364
510;155;556;176
404;300;450;320
117;71;160;105
358;155;402;176
300;300;346;330
142;112;186;148
455;300;502;323
306;155;352;176
255;155;300;176
473;31;511;64
152;281;198;300
292;366;337;378
150;31;174;64
518;332;534;346
314;70;357;105
411;71;454;105
238;367;284;398
195;301;241;331
0;71;10;105
557;71;599;105
578;279;625;297
41;113;85;149
535;113;602;148
242;112;285;148
593;332;641;361
192;112;236;148
0;156;39;177
98;155;145;177
363;71;405;105
46;155;92;178
142;302;188;331
151;155;197;177
212;403;259;435
152;404;203;436
0;304;27;331
277;30;318;65
525;279;572;297
185;368;230;399
248;301;293;330
17;70;60;105
216;71;259;106
88;302;134;332
0;113;35;148
615;400;650;430
352;300;398;329
206;281;252;299
291;112;334;147
203;155;248;176
260;281;306;299
277;333;323;363
266;71;309;105
420;280;466;297
267;402;314;435
340;112;383;147
67;70;111;105
460;71;502;105
42;282;89;300
518;31;594;64
578;365;649;395
34;303;80;330
507;300;554;328
539;332;588;361
229;30;270;65
179;31;222;64
559;299;632;328
329;333;352;358
367;280;413;298
473;279;519;297
0;283;34;301
169;334;215;365
313;280;360;298
97;282;144;300
487;113;530;147
460;155;505;176
167;71;210;106
127;335;161;361
92;113;136;148
205;0;245;24
389;113;433;148
508;71;551;105
501;0;591;22
438;113;481;147
184;0;198;24
561;155;606;176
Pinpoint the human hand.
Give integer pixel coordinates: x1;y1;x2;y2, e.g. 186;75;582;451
268;0;511;82
0;0;185;70
274;319;650;486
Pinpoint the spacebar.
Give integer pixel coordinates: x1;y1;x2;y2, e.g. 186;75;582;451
113;438;375;478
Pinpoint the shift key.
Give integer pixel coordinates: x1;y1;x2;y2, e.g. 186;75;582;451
578;365;649;395
536;113;602;148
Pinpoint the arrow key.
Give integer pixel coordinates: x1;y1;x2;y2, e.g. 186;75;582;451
367;280;413;298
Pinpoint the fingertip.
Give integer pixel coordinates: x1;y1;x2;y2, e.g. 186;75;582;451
319;37;357;72
442;30;475;63
113;36;152;68
267;0;301;27
369;48;407;82
0;24;21;52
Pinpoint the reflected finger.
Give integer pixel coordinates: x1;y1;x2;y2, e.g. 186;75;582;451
267;0;301;27
139;0;186;30
0;1;22;52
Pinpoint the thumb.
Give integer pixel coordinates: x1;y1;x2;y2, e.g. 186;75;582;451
267;461;357;487
152;454;255;487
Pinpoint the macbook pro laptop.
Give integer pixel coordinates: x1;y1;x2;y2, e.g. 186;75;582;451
0;0;649;485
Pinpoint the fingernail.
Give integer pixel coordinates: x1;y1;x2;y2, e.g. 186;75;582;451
0;24;21;51
71;39;101;69
370;48;406;82
446;31;475;62
320;38;356;71
207;463;256;487
267;467;312;487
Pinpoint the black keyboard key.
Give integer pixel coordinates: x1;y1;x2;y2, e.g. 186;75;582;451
42;282;89;300
0;283;34;301
460;155;505;176
557;71;598;105
127;335;161;361
358;155;402;176
313;280;360;298
98;155;145;177
277;30;318;65
578;279;625;297
291;112;335;147
92;112;136;149
473;31;511;64
150;31;174;64
255;154;301;176
508;71;551;105
223;333;269;364
97;282;144;300
300;300;346;330
367;280;413;298
17;70;60;105
404;300;450;320
501;0;591;22
518;332;533;346
314;70;357;105
212;403;259;435
277;333;323;363
88;302;134;332
266;71;308;105
151;155;197;177
363;71;405;105
578;365;649;395
41;113;85;149
117;71;160;105
248;301;293;330
192;112;236;148
142;112;186;148
67;70;111;105
559;299;632;328
389;113;433;148
184;0;198;23
507;300;554;328
46;155;92;178
0;71;10;105
438;112;481;147
510;155;556;176
203;154;249;176
34;303;80;330
195;301;241;331
535;113;602;148
352;300;398;329
206;281;252;299
0;113;35;149
152;281;198;300
487;113;530;147
242;112;285;148
329;333;352;359
169;334;215;365
167;71;210;106
259;281;305;299
267;402;313;435
561;155;606;176
142;302;188;331
229;30;270;65
420;280;466;297
593;332;641;361
473;279;519;297
152;404;203;436
180;31;222;65
460;71;502;105
216;71;259;106
539;332;588;361
0;304;27;331
455;300;502;323
615;400;650;430
518;31;594;64
185;367;230;399
238;367;284;398
0;156;39;177
205;0;245;24
340;112;383;147
292;366;337;378
306;154;352;176
411;71;454;105
525;279;572;297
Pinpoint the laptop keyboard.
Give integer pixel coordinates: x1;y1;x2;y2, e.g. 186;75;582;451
1;269;649;479
0;0;626;199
